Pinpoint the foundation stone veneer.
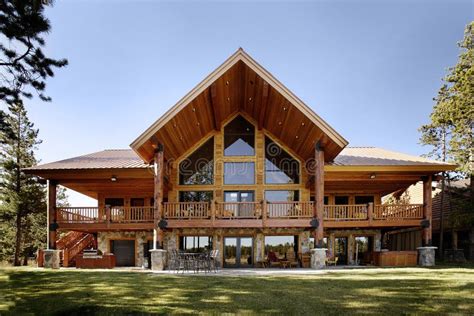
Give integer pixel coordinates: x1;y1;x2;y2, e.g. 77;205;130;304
43;249;61;269
417;246;437;266
150;249;167;270
311;248;327;269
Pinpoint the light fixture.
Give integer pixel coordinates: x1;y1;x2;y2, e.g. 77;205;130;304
111;176;117;182
370;173;376;179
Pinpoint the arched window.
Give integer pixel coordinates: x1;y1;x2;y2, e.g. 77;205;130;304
265;137;299;184
224;115;255;156
179;137;214;185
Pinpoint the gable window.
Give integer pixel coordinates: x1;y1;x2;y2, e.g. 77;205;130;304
265;137;299;184
179;137;214;185
224;116;255;156
224;162;255;184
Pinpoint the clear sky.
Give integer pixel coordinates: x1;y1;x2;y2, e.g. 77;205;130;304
23;0;473;205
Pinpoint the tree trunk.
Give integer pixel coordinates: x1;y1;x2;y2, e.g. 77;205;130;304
13;212;22;266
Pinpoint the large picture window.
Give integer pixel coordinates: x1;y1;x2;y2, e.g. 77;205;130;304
179;137;214;185
265;137;299;184
224;116;255;156
224;162;255;185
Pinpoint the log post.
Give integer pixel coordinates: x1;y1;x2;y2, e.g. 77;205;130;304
423;175;433;246
368;202;374;225
153;144;165;250
313;142;325;247
47;180;57;249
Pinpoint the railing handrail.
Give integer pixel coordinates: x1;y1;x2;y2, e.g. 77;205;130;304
324;204;368;221
56;203;425;223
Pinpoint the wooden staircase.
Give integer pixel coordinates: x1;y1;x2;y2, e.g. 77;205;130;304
57;231;96;267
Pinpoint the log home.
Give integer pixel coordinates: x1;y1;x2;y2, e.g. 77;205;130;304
26;49;455;269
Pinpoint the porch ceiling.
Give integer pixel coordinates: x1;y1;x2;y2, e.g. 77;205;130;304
131;49;348;163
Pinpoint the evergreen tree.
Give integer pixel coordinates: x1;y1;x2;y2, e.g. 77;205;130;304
420;22;474;256
0;0;68;105
0;101;43;265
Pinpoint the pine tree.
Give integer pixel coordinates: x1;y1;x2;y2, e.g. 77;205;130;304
420;22;474;257
0;101;43;265
0;0;68;105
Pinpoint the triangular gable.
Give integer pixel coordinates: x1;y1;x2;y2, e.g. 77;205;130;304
130;48;348;162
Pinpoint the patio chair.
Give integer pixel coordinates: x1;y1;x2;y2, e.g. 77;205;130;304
267;251;281;268
326;256;338;266
285;249;299;268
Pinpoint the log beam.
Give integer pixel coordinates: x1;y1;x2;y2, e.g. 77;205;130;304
422;175;433;246
47;180;57;249
313;142;325;247
153;144;165;249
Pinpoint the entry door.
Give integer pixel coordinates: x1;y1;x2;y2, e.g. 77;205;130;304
224;191;254;217
224;237;253;268
111;240;135;266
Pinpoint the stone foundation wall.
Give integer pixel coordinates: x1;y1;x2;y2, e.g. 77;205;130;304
97;231;152;267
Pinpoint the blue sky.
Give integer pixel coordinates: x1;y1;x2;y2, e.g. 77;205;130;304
22;0;473;204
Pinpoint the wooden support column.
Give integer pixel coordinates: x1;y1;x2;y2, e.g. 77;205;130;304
153;144;165;249
422;175;433;246
313;142;325;247
47;180;57;249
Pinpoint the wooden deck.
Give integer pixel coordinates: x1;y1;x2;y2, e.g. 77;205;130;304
56;202;424;231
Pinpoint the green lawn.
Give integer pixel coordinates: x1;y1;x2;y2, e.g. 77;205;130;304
1;266;473;315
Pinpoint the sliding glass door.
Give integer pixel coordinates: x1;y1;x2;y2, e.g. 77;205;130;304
223;237;253;268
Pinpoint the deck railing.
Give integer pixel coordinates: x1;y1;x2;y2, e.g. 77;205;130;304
163;202;210;219
323;205;368;221
215;202;261;219
57;207;102;223
56;203;425;225
110;206;155;222
267;201;313;218
374;204;423;220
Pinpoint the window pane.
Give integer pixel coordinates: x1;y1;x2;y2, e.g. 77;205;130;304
355;196;374;204
105;198;124;207
265;190;299;202
224;116;255;156
335;196;349;205
179;236;212;253
265;137;299;184
179;191;213;202
265;236;297;258
224;162;255;184
179;138;214;185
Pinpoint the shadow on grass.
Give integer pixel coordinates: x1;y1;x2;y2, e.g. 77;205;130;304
1;268;473;315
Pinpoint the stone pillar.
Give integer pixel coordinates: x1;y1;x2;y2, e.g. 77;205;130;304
43;249;61;269
300;231;310;255
254;233;265;263
417;246;437;267
328;233;335;258
348;234;355;265
166;231;178;252
150;249;167;270
311;248;327;269
212;230;223;267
